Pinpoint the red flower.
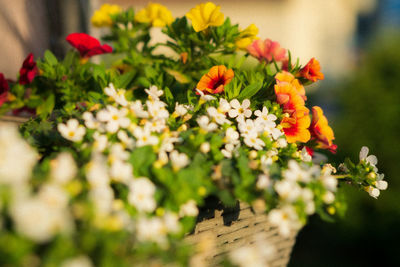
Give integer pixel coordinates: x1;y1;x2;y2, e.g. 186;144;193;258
19;53;38;85
247;39;287;63
66;33;113;59
298;58;324;82
0;73;9;106
309;106;337;153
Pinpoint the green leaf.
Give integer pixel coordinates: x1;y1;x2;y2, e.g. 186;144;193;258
164;87;174;106
44;50;58;66
237;81;263;100
36;94;55;118
129;146;156;177
115;70;136;88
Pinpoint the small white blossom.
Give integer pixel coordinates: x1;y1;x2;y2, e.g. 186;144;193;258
173;102;189;117
133;126;159;147
96;106;130;133
359;146;378;171
243;132;265;150
207;106;231;125
50;152;77;185
238;119;263;136
104;83;128;106
145;85;164;100
228;99;252;121
268;205;302;237
197;115;217;132
110;160;133;183
179;200;199;217
58;119;86;142
366;185;380;199
136;216;167;245
274;180;302;202
323;191;335;204
129;100;149;118
256;174;270;189
196;89;216;102
200;142;210;153
146;100;169;119
117;131;135;149
170;150;190;171
128;177;156;213
300;147;312;162
82;112;102;130
224;127;240;145
93;132;108;152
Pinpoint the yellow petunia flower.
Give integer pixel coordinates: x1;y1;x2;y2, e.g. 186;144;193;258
235;24;259;50
135;3;174;27
186;2;224;32
91;4;122;27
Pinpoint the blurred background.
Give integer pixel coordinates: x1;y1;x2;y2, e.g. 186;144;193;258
1;0;399;266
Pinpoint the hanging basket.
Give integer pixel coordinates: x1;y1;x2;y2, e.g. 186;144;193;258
186;198;299;266
0;115;29;125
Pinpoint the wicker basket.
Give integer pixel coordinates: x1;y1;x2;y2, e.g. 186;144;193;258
0;115;29;125
186;198;298;266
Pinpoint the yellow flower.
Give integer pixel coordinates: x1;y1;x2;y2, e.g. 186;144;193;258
91;4;122;27
186;2;224;32
235;24;259;50
135;3;174;27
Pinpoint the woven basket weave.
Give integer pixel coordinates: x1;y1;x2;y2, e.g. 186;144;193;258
186;199;298;266
0;115;29;125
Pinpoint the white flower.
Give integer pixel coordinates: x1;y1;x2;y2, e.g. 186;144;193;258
145;118;167;133
218;98;231;113
359;146;378;171
170;150;190;171
104;83;128;106
207;106;231;125
197;115;217;132
224;127;240;145
38;184;69;208
50;152;77;185
11;197;74;243
221;143;236;158
136;216;167;245
110;160;133;183
128;177;156;213
256;174;270;189
268;205;302;237
58;119;86;142
61;255;93;267
238;119;263;136
109;143;130;162
117;131;135;149
179;200;199;217
159;136;181;153
86;154;110;188
243;132;265;150
366;185;380;199
228;99;252;121
283;160;313;183
146;100;169;119
196;88;216;102
96;106;131;133
145;85;163;100
133;126;159;147
93;132;108;152
163;212;181;233
274;180;302;202
90;186;114;216
82;112;102;130
300;147;312;162
173;102;189;117
129;100;149;118
0;125;37;185
200;142;210;153
376;174;388;190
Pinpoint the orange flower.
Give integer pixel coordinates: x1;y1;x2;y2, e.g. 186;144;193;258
274;82;308;118
275;71;306;100
310;106;337;152
196;65;234;94
281;115;311;143
299;58;324;82
247;39;287;63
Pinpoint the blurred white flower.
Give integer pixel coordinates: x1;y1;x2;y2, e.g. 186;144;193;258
146;100;169;120
207;107;231;125
128;177;156;213
82;112;102;130
129;100;149;118
58;119;86;142
256;174;270;190
110;160;133;183
268;205;301;237
196;89;216;102
117;131;135;149
133;126;159;147
104;83;128;106
179;200;199;217
197;115;217;132
200;142;210;153
90;186;114;216
145;85;163;100
93;132;108;152
243;132;265;150
0;125;37;185
274;180;301;202
136;216;167;245
50;152;77;185
224;127;240;145
61;255;93;267
170;150;190;171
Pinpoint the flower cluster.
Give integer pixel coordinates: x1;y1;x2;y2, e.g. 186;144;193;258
0;2;388;266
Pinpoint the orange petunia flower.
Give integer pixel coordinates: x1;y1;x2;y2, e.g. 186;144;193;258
196;65;234;94
274;82;308;118
310;106;337;153
281;115;311;143
298;58;324;82
275;71;306;100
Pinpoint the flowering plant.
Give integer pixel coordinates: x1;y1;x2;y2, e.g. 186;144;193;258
0;2;387;266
